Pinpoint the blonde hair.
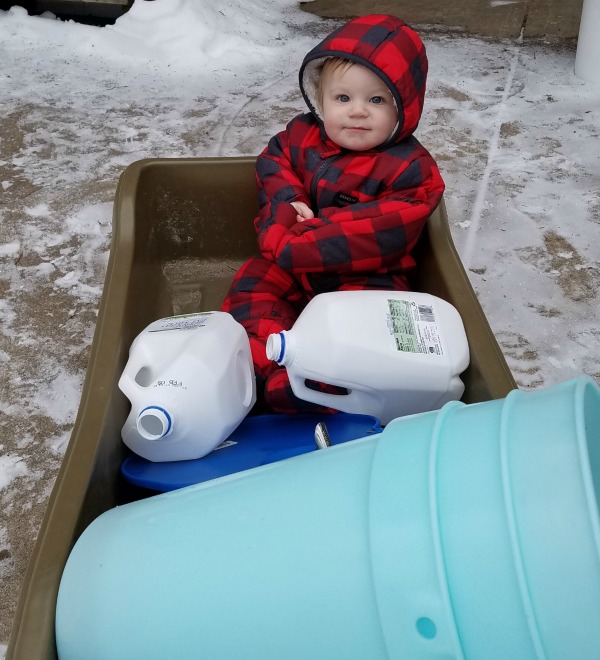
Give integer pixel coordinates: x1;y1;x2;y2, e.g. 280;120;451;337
316;57;355;110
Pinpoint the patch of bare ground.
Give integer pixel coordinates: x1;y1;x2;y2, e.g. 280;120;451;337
496;331;545;388
517;230;599;303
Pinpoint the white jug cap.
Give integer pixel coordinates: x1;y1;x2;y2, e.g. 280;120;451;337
266;332;286;365
137;406;173;441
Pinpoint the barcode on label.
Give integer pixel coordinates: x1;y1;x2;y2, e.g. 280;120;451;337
418;305;435;322
386;298;444;356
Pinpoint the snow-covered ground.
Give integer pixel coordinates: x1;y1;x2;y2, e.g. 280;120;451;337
1;0;599;650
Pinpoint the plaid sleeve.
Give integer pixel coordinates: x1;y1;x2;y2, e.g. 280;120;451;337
253;126;311;236
256;153;445;274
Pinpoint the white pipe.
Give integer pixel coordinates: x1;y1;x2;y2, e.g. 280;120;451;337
575;0;600;83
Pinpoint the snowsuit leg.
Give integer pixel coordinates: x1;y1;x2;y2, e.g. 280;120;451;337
221;255;339;414
221;253;305;380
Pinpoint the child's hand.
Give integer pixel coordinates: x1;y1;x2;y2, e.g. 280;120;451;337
290;201;314;223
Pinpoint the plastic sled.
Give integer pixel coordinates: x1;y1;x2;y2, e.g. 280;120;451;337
7;157;516;660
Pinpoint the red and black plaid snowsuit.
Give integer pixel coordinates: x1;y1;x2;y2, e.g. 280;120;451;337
222;14;445;413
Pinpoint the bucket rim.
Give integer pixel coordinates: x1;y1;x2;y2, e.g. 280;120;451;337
572;376;600;568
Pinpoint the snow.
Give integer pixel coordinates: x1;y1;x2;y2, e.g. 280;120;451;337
1;0;599;649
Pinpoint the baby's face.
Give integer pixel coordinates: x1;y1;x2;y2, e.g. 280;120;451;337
320;63;397;151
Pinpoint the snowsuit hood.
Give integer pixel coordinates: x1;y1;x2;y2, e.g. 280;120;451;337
299;15;428;146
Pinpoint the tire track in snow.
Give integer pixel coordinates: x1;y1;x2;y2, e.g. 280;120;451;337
462;39;522;270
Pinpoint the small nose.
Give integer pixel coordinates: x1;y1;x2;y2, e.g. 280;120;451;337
348;101;368;117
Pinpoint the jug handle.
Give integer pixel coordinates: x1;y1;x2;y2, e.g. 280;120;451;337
118;350;157;397
289;375;355;411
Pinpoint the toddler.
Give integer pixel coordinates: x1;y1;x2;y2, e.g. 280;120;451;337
222;14;445;413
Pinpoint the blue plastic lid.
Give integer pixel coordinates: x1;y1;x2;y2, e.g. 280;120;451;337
121;412;382;492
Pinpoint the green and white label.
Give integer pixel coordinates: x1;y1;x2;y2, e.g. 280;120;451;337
387;299;444;355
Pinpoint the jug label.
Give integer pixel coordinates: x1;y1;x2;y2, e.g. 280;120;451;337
148;312;213;333
387;300;444;355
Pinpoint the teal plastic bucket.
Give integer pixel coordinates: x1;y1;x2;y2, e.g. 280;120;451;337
56;377;600;660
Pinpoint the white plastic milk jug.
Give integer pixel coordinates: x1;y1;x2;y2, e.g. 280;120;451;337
119;312;256;462
266;291;469;424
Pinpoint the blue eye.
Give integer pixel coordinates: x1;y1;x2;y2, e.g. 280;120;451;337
370;96;384;104
338;94;350;102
